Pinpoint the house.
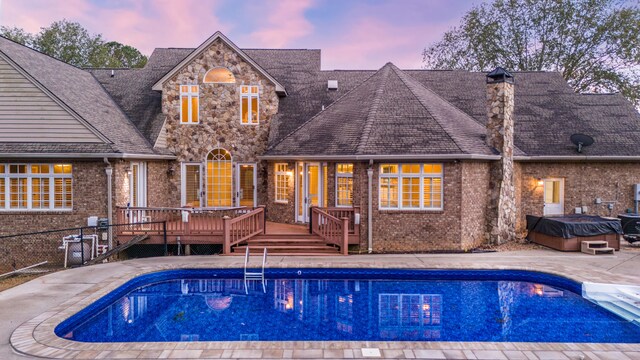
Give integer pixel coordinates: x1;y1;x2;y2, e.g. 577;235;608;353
2;31;640;255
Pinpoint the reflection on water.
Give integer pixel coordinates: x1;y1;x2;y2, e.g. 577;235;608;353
63;278;640;343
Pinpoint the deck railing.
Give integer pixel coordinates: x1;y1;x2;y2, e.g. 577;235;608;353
116;206;254;236
321;207;361;236
310;207;349;255
223;206;266;254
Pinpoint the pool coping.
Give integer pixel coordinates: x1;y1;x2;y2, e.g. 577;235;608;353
10;258;640;359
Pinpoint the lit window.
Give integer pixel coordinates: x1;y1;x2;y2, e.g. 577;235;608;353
240;85;259;125
336;163;353;207
379;164;442;210
206;149;232;207
180;85;199;124
203;67;235;83
0;163;72;211
275;163;288;203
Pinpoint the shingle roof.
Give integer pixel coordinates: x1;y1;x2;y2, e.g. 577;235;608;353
0;143;116;154
0;36;158;155
89;44;640;159
266;63;497;157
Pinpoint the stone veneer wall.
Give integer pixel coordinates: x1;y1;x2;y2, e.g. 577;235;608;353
485;80;516;244
0;160;108;236
516;161;640;233
161;38;279;207
460;161;491;249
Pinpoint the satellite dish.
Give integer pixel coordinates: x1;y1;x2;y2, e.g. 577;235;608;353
570;134;594;153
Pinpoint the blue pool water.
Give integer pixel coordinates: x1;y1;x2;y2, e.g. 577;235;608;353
55;268;640;343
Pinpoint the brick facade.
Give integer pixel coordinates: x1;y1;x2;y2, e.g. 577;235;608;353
0;160;109;236
516;162;640;233
265;160;490;253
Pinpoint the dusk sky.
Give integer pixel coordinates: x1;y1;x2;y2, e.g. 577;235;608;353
0;0;480;70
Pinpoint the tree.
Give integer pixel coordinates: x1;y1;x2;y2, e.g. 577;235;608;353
0;20;147;68
422;0;640;106
0;26;34;47
94;41;148;68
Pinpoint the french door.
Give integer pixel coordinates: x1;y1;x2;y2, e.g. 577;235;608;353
296;162;324;222
181;163;202;207
129;162;147;207
236;163;256;207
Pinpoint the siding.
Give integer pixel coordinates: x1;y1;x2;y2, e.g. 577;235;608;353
154;119;167;149
0;57;103;143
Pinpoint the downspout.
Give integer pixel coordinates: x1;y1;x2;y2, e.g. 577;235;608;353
367;160;374;253
103;158;113;249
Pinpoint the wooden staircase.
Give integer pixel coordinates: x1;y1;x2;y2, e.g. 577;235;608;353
231;233;343;256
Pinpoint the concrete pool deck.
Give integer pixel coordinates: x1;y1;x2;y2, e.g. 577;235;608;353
3;248;640;359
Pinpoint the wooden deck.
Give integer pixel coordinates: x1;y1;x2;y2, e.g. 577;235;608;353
114;206;360;255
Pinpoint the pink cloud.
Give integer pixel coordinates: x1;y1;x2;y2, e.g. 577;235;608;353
0;0;230;55
246;0;315;48
317;17;449;70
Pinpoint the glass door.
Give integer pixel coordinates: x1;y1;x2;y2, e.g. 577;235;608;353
296;162;322;222
236;163;256;207
543;178;564;215
181;163;202;207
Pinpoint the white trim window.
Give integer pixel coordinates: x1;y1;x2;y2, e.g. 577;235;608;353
275;163;288;203
180;85;199;124
379;163;443;210
336;163;353;207
0;163;72;211
240;85;259;125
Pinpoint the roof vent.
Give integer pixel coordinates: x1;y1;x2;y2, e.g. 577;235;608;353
327;80;338;90
110;70;115;78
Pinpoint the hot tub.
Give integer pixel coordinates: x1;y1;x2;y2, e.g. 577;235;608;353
526;215;622;251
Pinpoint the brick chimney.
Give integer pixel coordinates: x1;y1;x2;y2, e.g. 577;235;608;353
485;67;516;244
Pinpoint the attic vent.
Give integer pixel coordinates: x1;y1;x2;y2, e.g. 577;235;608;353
327;80;338;90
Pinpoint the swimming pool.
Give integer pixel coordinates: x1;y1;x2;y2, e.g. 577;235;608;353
55;268;640;343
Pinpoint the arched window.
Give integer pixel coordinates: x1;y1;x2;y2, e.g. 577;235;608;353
206;148;233;207
203;67;235;84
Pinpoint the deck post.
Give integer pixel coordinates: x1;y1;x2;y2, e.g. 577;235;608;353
259;205;266;234
341;217;349;256
223;216;231;255
162;221;168;256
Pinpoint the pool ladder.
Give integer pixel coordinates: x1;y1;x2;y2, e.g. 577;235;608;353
243;247;267;294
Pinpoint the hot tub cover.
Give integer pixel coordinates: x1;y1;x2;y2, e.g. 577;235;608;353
526;214;622;239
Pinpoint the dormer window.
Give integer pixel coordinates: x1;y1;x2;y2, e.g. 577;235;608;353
203;67;235;83
240;85;259;125
180;85;199;124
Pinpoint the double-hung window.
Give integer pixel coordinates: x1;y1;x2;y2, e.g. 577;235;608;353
0;163;72;210
275;163;288;203
240;85;259;124
379;164;442;210
336;163;353;207
180;85;199;124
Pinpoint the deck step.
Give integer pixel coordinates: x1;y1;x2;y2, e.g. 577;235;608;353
252;234;318;240
232;244;341;256
581;241;615;255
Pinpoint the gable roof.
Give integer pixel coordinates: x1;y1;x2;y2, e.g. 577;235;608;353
150;32;287;94
265;63;501;159
0;36;165;157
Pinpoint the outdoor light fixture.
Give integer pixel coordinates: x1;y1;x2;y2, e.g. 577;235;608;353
537;179;544;187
